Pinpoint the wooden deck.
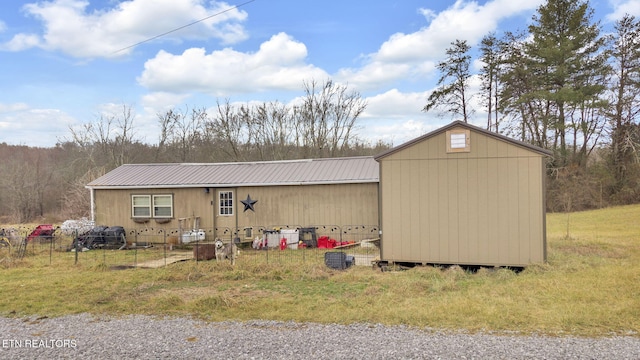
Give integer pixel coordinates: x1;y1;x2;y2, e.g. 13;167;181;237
333;238;380;249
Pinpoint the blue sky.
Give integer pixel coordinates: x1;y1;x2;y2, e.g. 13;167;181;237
1;0;639;148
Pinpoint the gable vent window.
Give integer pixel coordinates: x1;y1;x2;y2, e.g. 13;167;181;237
446;129;470;153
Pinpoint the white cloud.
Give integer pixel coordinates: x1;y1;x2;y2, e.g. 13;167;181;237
0;20;6;32
133;0;547;96
607;0;640;21
138;32;329;95
355;89;438;145
1;0;248;58
335;62;415;91
381;0;543;61
363;89;428;119
141;92;192;114
336;0;543;89
0;102;29;113
0;33;42;51
0;106;75;147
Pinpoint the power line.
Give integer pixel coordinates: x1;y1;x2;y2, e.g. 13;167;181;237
113;0;256;54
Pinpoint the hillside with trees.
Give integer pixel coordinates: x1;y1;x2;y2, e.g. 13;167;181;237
1;0;639;222
0;80;387;223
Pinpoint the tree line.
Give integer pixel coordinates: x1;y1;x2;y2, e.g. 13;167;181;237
1;0;639;222
0;80;387;223
425;0;640;211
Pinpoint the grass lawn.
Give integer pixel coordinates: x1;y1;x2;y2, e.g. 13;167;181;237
1;205;639;336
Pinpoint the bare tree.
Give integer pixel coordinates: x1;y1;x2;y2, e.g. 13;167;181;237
67;104;139;169
293;79;366;158
155;109;177;162
59;167;104;219
0;150;55;222
208;99;246;162
156;107;208;162
247;101;295;160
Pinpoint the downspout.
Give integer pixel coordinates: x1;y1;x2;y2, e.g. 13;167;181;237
377;162;383;260
542;157;548;262
89;187;96;223
234;187;239;243
212;188;217;240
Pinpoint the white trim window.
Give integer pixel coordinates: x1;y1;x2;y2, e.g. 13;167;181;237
132;194;173;218
153;194;173;218
219;190;234;216
132;195;151;218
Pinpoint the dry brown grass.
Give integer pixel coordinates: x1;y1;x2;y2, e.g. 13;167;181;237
1;205;639;336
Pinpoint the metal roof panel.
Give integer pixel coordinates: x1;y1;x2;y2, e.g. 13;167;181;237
87;156;379;189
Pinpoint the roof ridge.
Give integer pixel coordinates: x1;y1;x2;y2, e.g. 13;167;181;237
86;156;379;188
119;156;375;167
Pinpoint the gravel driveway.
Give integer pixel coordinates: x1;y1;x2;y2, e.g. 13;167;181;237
1;314;638;359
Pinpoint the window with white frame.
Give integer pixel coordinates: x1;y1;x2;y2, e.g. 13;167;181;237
153;194;173;218
132;194;173;218
219;190;234;216
132;195;151;217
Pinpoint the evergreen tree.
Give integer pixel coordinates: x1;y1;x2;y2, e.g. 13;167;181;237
499;31;553;147
608;14;640;201
479;33;503;132
526;0;609;166
423;39;473;122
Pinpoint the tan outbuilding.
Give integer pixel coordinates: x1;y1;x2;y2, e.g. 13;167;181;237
375;121;552;267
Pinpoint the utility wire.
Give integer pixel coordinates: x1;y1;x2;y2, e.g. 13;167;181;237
113;0;256;54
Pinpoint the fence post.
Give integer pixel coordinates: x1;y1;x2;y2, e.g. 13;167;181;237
195;240;199;263
49;232;53;265
74;229;79;265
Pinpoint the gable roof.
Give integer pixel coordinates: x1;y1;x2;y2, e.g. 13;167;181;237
374;120;553;161
86;156;379;189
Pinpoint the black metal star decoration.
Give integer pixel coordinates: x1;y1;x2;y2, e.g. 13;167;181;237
241;194;258;212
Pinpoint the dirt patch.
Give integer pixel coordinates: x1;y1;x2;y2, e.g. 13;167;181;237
109;265;136;270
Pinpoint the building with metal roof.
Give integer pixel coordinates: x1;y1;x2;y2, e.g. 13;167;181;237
87;121;550;267
375;121;551;267
86;156;380;243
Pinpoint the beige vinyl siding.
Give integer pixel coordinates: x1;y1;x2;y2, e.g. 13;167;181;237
94;188;214;230
232;183;379;230
379;127;546;266
94;183;378;240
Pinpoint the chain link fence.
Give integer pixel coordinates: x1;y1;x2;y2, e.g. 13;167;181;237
0;224;380;269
